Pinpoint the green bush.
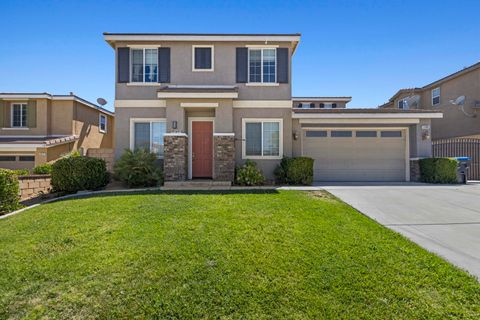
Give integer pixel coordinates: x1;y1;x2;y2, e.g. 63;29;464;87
113;149;163;188
11;169;30;176
0;169;20;214
51;156;110;193
419;158;458;184
33;163;53;175
235;160;265;186
274;157;314;185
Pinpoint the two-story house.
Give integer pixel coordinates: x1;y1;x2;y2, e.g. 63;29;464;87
105;33;441;183
0;93;115;170
379;61;480;140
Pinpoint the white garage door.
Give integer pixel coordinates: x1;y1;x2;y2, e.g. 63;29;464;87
302;129;407;182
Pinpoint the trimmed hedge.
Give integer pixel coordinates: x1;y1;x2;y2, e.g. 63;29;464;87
419;158;458;184
113;149;164;188
274;157;314;185
12;169;29;176
0;169;20;214
33;163;53;175
51;156;110;193
235;160;265;186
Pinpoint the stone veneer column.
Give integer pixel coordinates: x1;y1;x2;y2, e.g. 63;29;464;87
213;134;235;182
410;159;421;182
164;133;188;181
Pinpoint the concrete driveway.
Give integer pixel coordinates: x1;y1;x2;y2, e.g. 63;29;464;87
321;183;480;279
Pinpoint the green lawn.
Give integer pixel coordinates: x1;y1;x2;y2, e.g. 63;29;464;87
0;191;479;319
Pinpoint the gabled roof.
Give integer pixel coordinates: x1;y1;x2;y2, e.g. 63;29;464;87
0;93;114;116
382;60;480;107
103;32;302;52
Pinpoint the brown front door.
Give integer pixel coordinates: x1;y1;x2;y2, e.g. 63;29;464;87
192;121;213;178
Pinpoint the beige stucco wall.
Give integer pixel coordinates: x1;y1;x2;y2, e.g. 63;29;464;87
72;101;115;151
1;98;50;135
114;106;167;158
114;41;293;101
233;107;292;179
387;68;480;139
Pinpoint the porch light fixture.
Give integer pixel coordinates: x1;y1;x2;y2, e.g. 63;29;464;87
172;120;178;129
293;130;299;140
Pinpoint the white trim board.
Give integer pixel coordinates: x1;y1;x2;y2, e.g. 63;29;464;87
180;102;219;108
157;92;238;99
188;117;215;180
299;118;420;124
293;112;443;119
232;100;292;108
115;100;167;108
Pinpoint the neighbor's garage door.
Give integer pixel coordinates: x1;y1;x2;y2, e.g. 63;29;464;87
302;129;407;182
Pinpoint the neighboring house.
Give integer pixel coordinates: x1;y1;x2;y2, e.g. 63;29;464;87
379;61;480;139
104;32;441;182
0;93;115;170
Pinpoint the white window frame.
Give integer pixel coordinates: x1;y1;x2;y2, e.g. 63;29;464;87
129;118;167;158
192;45;214;72
99;114;107;133
242;118;283;160
11;103;27;128
300;102;313;108
431;87;440;106
247;48;277;85
398;98;409;110
130;48;159;83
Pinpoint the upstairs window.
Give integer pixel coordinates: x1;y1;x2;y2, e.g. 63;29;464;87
193;46;213;71
131;48;158;83
432;87;440;106
248;48;276;83
11;103;27;127
320;103;333;109
99;114;107;133
398;98;409;110
300;103;314;108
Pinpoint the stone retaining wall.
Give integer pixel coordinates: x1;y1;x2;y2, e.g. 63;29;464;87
87;148;115;171
18;175;51;200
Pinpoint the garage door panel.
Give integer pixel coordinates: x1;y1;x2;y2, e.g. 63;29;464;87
303;129;406;182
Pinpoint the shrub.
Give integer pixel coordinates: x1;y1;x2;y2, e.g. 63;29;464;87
235;160;265;186
0;169;20;214
33;163;53;175
113;149;163;188
274;157;314;185
51;156;110;193
419;158;458;184
11;169;30;176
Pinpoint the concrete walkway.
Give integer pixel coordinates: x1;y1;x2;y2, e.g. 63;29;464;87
316;183;480;279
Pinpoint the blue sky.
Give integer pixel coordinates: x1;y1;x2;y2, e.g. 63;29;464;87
1;0;479;111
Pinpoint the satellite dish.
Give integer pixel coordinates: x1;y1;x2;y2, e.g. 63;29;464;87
96;98;107;106
450;95;465;106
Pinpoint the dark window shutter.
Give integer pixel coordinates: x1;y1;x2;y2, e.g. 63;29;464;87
310;103;315;108
332;103;337;108
158;48;171;83
277;48;289;83
320;103;325;108
236;48;248;83
117;47;130;83
0;100;4;127
27;101;37;128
